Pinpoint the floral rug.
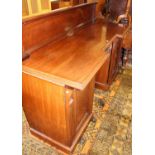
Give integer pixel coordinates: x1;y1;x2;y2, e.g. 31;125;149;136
23;68;132;155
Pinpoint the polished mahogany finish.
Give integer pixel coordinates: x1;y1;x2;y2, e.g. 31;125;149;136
108;37;122;84
95;53;110;90
22;2;130;154
23;3;98;154
22;2;96;55
95;23;130;90
23;72;94;153
95;37;122;90
23;19;129;90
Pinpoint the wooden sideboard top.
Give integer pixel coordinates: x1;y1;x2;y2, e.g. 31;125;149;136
23;19;129;90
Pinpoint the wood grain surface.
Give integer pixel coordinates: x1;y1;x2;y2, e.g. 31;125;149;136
23;19;129;90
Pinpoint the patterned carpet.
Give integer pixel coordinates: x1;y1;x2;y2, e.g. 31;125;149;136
22;68;132;155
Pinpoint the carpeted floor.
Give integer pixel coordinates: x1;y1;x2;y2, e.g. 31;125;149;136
22;68;132;155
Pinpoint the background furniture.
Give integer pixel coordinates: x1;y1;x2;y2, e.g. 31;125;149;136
22;0;51;17
101;0;132;24
50;0;60;10
22;0;89;16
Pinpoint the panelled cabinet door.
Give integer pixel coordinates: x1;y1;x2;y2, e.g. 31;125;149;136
95;44;112;87
65;78;94;146
108;37;122;84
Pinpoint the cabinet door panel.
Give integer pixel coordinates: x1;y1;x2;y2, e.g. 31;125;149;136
22;73;68;145
96;54;110;84
108;37;122;84
65;78;95;145
95;45;112;90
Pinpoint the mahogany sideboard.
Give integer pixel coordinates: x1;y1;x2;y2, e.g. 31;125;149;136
22;2;130;154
